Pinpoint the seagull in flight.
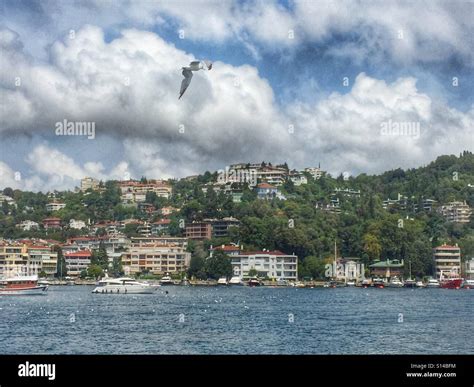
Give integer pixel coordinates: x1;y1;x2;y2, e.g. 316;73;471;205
179;60;213;99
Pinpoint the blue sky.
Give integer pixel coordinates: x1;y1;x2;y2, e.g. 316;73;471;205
0;0;473;191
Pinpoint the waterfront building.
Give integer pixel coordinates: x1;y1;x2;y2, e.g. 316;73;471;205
433;244;461;279
121;237;190;275
64;250;92;277
210;245;298;280
465;258;474;280
369;259;404;278
27;245;58;277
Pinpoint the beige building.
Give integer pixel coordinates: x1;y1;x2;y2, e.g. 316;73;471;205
0;242;57;277
122;237;190;275
27;245;58;277
439;201;472;223
119;180;172;203
46;202;66;212
0;241;28;277
81;177;100;191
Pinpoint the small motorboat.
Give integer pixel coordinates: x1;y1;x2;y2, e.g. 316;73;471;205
415;280;425;288
404;279;416;288
217;277;228;285
372;278;385;288
463;279;474;289
228;276;244;286
248;277;262;287
387;276;404;288
425;278;440;288
159;275;174;286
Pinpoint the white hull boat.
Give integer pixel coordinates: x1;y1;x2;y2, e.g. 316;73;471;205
92;277;156;294
0;275;48;296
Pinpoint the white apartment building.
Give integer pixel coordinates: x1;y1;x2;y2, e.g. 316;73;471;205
46;202;66;212
304;167;324;180
69;219;87;230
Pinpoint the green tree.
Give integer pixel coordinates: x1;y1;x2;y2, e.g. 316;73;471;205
205;250;233;280
87;264;103;279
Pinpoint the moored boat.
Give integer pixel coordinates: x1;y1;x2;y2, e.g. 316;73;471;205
440;278;463;289
404;279;416;288
0;275;48;295
228;276;244;286
159;275;174;286
92;277;156;294
425;278;440;288
463;279;474;289
387;276;404;288
217;277;228;285
248;277;262;287
372;278;385;288
415;280;425;288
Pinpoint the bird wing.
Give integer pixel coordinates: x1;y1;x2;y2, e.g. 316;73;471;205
179;68;193;99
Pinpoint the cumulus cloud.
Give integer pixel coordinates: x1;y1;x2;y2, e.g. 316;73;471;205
0;23;472;191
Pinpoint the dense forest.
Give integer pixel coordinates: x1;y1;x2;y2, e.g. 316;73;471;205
1;151;473;279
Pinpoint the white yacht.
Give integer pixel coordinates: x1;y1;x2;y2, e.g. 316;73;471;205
416;280;425;288
217;277;228;285
92;277;156;294
426;278;440;288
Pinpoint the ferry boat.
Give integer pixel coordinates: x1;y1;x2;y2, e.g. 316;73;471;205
92;277;156;294
0;275;48;295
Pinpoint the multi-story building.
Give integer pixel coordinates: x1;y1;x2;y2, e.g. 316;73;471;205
210;245;298;280
465;258;474;280
257;166;288;186
439;201;472;223
151;219;171;235
433;244;461;279
42;218;62;230
69;219;87;230
119;180;172;204
121;237;190;275
16;220;39;231
80;177;100;191
64;250;92;277
185;218;240;240
304;167;324;180
46;202;66;212
185;222;212;240
255;183;286;200
0;241;28;277
27;245;58;277
289;172;308;186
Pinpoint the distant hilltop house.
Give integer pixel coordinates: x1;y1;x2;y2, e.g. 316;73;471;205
0;193;16;207
69;219;87;230
433;244;461;279
255;183;286;200
16;220;39;231
369;259;404;278
439;201;472;223
42;218;62;230
118;180;172;204
160;206;178;216
210;244;298;281
46;201;66;212
185;217;240;240
80;177;100;191
304;166;324;180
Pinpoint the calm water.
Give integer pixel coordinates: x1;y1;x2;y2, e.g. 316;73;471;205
0;286;472;354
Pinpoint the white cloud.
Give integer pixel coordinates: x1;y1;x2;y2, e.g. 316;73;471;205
0;24;472;191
